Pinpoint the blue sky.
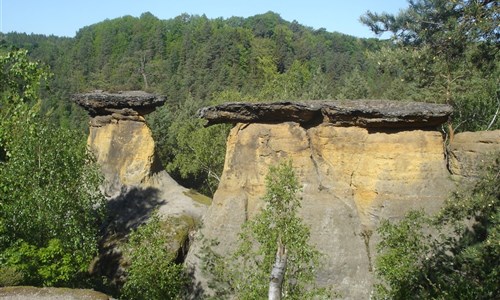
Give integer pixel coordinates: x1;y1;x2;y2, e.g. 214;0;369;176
1;0;409;38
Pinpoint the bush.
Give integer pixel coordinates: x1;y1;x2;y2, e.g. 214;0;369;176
0;266;23;287
0;239;92;287
121;212;188;300
375;153;500;299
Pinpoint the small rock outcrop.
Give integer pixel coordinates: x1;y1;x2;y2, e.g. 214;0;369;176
187;100;456;299
0;286;111;300
448;130;500;177
73;91;208;286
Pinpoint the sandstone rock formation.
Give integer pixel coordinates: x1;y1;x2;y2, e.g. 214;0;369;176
73;90;208;285
73;90;166;195
448;130;500;178
187;100;456;299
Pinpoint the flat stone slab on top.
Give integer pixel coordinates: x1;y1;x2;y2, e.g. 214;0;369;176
72;90;165;115
198;100;453;128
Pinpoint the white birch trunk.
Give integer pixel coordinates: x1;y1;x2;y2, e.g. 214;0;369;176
269;242;287;300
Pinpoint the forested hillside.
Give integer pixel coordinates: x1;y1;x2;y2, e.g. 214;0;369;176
2;12;380;113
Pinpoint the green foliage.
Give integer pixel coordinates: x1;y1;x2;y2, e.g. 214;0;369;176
361;0;500;131
121;212;187;300
0;265;23;287
0;49;50;106
0;239;88;287
0;50;106;287
149;94;231;196
201;160;331;299
336;68;370;100
374;153;500;299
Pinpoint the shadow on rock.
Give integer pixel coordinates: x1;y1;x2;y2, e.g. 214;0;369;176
91;185;165;295
105;185;166;238
181;265;207;300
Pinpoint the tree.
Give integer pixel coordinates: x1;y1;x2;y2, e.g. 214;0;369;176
201;160;331;299
374;153;499;299
336;68;370;100
361;0;499;131
0;50;106;287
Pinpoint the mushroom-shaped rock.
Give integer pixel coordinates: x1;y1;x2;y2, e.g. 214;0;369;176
186;99;455;299
73;91;209;286
72;91;167;191
198;100;453;128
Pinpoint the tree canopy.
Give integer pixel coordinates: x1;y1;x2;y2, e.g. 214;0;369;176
361;0;499;131
0;50;106;287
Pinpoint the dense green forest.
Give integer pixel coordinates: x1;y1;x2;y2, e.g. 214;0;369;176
1;1;499;298
2;11;380;100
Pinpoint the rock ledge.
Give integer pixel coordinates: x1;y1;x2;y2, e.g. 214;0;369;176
198;100;453;128
72;90;165;116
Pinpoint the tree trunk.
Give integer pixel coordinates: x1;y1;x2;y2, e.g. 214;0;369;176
139;53;149;90
269;242;287;300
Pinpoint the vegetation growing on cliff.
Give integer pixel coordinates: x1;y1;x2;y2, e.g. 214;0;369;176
201;160;331;299
361;1;500;298
374;153;499;299
121;212;188;300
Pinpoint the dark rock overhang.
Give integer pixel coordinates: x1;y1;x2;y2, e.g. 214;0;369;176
72;90;165;116
198;100;453;129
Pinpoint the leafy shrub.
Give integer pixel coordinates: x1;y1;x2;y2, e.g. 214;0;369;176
121;212;187;300
0;266;23;287
0;239;92;286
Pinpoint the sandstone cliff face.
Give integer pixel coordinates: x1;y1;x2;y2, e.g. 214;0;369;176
187;100;456;299
87;119;157;196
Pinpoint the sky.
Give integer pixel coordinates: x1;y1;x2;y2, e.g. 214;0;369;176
1;0;409;38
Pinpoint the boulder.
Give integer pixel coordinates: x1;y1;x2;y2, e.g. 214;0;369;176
186;100;455;299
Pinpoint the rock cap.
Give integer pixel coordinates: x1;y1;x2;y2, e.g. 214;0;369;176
72;90;165;115
198;100;453;128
